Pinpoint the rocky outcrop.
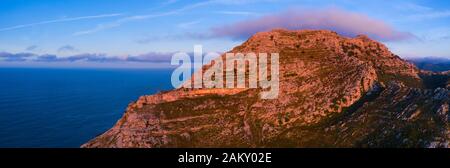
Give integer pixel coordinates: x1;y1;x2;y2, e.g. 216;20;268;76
82;29;449;148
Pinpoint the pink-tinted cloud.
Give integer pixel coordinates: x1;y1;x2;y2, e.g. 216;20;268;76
211;8;414;41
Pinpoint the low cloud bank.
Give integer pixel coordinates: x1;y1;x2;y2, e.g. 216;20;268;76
0;52;176;63
210;8;414;41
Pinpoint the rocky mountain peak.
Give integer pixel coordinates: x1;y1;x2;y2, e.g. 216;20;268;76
82;29;449;148
234;29;420;87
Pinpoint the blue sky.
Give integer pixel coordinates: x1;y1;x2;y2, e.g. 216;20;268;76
1;0;450;68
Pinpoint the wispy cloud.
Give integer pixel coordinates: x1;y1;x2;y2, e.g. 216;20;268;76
25;45;38;51
73;0;271;36
57;45;78;53
214;11;259;16
409;10;450;20
396;3;432;12
177;20;201;29
413;27;450;42
73;12;175;36
135;32;213;44
73;1;214;36
399;3;450;21
0;13;123;32
163;0;178;5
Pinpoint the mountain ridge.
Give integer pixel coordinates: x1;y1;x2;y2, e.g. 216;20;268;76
82;29;449;148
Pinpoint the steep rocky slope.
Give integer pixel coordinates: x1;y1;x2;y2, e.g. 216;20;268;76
82;29;449;148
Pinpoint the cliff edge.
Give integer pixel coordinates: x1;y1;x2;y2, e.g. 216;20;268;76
83;29;449;148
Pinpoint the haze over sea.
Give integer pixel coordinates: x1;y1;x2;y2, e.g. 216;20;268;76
0;68;173;147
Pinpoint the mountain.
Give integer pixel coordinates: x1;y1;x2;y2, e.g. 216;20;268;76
82;29;449;148
409;57;450;72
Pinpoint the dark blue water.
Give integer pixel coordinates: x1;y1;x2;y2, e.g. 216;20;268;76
0;68;173;147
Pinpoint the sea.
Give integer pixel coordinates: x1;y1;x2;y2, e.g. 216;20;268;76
0;68;174;147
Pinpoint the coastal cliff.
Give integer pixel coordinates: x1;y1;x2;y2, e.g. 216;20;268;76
83;29;449;148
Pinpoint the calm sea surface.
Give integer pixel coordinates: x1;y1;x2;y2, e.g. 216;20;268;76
0;68;173;147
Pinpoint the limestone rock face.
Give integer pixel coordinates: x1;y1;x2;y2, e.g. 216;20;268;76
82;29;449;148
